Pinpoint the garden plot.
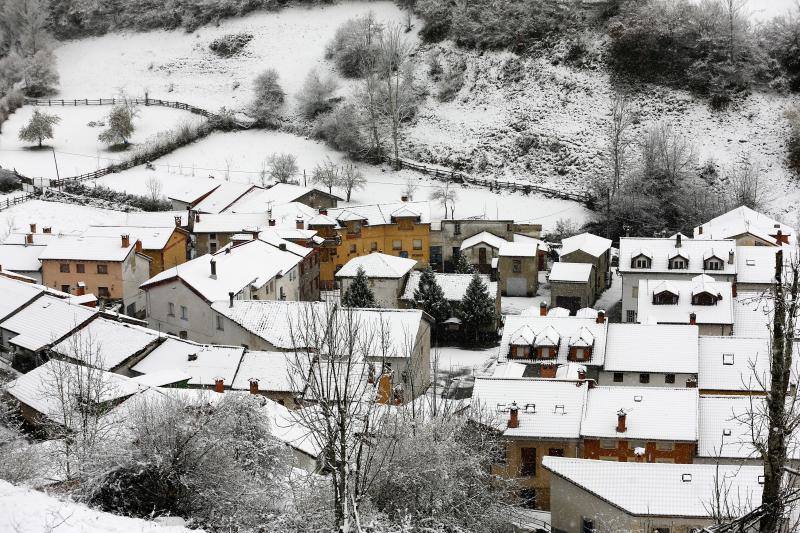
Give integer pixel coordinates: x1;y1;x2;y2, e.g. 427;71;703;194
0;105;204;179
54;1;412;113
0;199;127;237
95;129;591;231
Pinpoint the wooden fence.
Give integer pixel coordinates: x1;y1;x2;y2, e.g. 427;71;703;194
0;192;38;212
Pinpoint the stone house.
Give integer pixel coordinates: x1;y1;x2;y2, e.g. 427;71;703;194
220;182;341;212
431;219;542;270
335;252;417;308
399;271;501;318
458;231;507;274
497;241;539;296
558;233;612;299
83;224;189;277
693;205;794;246
548;262;596;314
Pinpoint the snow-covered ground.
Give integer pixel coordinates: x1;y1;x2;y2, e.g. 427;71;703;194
433;346;495;374
0;105;203;178
0;199;127;237
54;1;412;112
95;130;591;230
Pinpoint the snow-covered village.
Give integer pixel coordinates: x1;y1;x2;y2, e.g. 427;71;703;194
0;0;800;532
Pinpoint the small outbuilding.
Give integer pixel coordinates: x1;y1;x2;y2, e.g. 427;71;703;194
549;262;596;315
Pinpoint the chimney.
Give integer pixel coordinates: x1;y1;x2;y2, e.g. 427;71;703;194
174;216;182;227
539;301;548;316
588;379;596;389
401;195;409;202
577;369;586;380
25;233;33;245
195;213;200;222
686;376;698;388
279;243;287;251
296;218;304;230
269;218;276;226
507;402;520;429
210;259;217;279
676;233;682;248
596;310;606;324
43;226;51;234
135;239;142;252
728;250;734;264
249;378;259;395
777;230;783;244
29;223;36;233
689;312;697;326
732;280;737;298
616;409;627;433
319;208;328;216
698;225;703;235
228;291;234;308
121;234;130;248
214;378;224;393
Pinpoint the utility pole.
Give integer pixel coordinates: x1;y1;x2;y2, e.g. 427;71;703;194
51;146;61;191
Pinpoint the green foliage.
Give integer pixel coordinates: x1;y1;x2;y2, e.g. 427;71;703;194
341;266;378;308
249;68;284;127
98;101;137;146
413;267;451;324
457;273;496;343
325;14;382;78
453;253;475;274
18;108;60;146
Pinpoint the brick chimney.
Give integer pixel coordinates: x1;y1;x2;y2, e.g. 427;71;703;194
228;291;234;308
698;225;703;235
616;409;627;433
121;234;130;248
25;233;33;245
539;301;548;316
689;312;697;326
319;207;328;216
296;218;304;230
401;195;409;202
43;226;51;234
210;259;217;279
577;369;586;380
269;218;276;226
135;239;142;252
596;310;606;324
29;223;36;233
76;282;86;296
214;378;224;393
174;216;182;227
732;280;737;298
676;233;682;248
507;402;520;429
249;378;259;395
279;243;286;251
195;213;200;222
728;250;734;264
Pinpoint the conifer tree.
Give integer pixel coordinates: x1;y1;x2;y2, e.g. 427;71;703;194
413;266;450;325
454;252;475;274
341;266;377;308
458;273;496;344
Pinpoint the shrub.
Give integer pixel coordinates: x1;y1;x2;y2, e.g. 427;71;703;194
416;0;454;42
326;14;382;78
209;106;237;131
268;152;299;183
63;182;172;211
437;61;466;102
0;170;21;193
22;50;59;97
427;51;444;80
788;106;800;174
313;102;367;158
249;68;284;127
208;32;253;57
296;69;339;119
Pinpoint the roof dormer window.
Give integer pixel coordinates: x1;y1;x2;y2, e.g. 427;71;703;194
631;254;651;269
653;289;679;305
668;255;689;270
692;291;719;306
704;256;723;271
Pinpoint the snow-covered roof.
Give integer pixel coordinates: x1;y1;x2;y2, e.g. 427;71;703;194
131;338;246;387
257;231;313;257
0;479;205;533
508;325;537;346
192;182;255;214
559;232;612;258
38;235;135;262
534;325;560;347
0;295;97;352
619;237;737;274
549;262;593;282
459;231;508;251
231;351;305;393
141;239;302;302
637;277;734;326
694;205;794;244
327;201;431;227
222;183;340;213
576;307;598;319
129;369;191;387
513;233;550;252
547;307;571;317
735;245;787;285
335;252;417;279
210;300;425;358
732;292;774;338
472;377;589;439
603;324;699;373
491;361;529;378
3;231;63;245
307;213;337;226
166;179;220;204
697;336;774;392
262;401;323;458
124;210;188;228
498;315;609;366
581;386;698;441
0;275;45;321
193;202;319;233
0;244;44;272
542;457;762;518
400;271;497;302
50;317;161;370
83;225;180;250
498;241;537;257
5;360;142;423
569;327;595;348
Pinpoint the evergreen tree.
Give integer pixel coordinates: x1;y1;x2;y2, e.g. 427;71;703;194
454;252;474;274
458;273;496;344
18;109;60;147
341;266;377;308
413;266;450;324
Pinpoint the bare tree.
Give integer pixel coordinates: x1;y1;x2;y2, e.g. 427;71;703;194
312;157;341;195
724;155;769;211
224;156;233;181
378;24;416;169
607;94;635;196
340;163;366;202
430;180;457;219
723;0;748;65
145;176;162;202
269;152;299;184
402;176;417;201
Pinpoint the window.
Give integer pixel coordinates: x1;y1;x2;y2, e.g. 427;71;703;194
412;239;423;250
632;285;638;298
168;303;175;316
520;447;536;476
600;439;617;449
392;240;402;250
398;218;413;231
639;373;650;384
216;315;224;331
665;373;676;384
76;264;85;273
653;291;679;305
61;285;70;293
519;488;537;509
692;292;718;306
179;331;188;339
512;259;522;273
454;222;461;235
180;305;188;320
582;518;595;533
613;372;624;383
669;257;687;269
723;353;735;365
626;310;637;323
656;441;675;451
210;242;218;253
349;244;357;254
548;448;564;457
705;259;723;271
97;264;108;274
632;255;651;269
59;263;70;273
371;241;378;251
97;287;110;298
209;233;217;240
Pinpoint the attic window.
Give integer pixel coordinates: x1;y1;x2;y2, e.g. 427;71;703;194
632;255;651;269
746;259;756;266
722;353;735;366
554;405;565;415
681;474;692;482
669;256;688;270
188;353;198;361
723;428;732;436
633;395;643;402
758;475;765;485
653;291;679;305
524;403;536;413
705;258;723;271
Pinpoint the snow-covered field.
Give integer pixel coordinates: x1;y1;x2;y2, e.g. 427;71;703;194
0;200;127;236
95;130;591;230
0;105;203;178
54;1;412;112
